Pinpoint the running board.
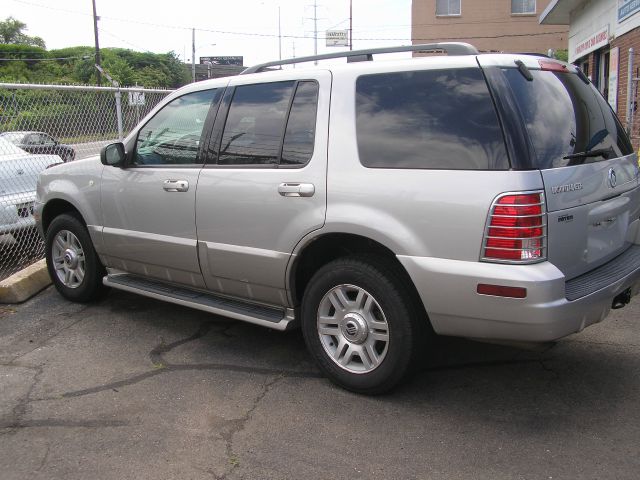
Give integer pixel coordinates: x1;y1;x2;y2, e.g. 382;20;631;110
103;274;296;331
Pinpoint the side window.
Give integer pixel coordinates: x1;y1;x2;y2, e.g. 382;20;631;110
281;81;319;165
134;89;218;166
511;0;536;14
41;134;56;146
436;0;461;16
218;81;295;165
355;68;509;170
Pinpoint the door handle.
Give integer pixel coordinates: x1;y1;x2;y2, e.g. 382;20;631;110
278;183;315;197
163;179;189;192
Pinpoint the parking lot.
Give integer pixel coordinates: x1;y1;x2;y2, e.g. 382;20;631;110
1;286;639;479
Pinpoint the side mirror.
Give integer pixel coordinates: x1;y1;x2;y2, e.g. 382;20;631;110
100;142;126;167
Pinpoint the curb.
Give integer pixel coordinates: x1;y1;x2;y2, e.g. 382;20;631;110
0;259;51;304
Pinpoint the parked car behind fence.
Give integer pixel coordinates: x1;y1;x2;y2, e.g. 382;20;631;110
0;137;62;279
1;131;75;162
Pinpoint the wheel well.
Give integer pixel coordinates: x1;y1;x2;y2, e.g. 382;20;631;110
292;233;419;307
41;199;85;234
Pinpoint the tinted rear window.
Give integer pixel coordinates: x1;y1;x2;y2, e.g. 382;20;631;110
502;69;633;169
355;68;509;170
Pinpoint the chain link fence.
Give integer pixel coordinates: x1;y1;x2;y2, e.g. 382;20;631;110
0;83;174;281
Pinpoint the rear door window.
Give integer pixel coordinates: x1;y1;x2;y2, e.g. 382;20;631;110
502;69;633;169
281;81;319;165
355;68;509;170
218;81;295;165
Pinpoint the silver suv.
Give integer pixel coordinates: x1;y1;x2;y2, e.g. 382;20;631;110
35;44;640;393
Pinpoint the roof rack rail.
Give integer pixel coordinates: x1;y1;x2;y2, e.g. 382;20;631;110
241;42;478;75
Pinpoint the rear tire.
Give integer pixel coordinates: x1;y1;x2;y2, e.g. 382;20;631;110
301;255;425;394
45;213;106;302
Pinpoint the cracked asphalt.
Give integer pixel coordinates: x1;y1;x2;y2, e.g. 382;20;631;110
1;287;639;480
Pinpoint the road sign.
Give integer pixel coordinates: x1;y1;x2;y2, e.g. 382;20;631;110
326;30;349;47
128;92;145;106
200;56;244;66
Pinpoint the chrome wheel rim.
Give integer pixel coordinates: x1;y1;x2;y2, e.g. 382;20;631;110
317;284;389;374
52;230;85;289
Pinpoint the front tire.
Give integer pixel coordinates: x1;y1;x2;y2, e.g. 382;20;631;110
301;256;424;394
45;213;106;302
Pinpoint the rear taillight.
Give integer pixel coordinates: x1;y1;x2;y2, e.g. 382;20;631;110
481;191;547;263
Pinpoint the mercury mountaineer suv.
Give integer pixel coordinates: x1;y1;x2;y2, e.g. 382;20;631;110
35;43;640;394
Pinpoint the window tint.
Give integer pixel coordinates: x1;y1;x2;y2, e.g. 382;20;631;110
511;0;536;14
436;0;461;16
281;81;319;165
134;89;217;166
356;68;509;170
218;81;295;165
502;69;633;169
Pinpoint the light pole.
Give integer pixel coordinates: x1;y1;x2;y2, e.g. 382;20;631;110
350;0;353;51
192;28;195;82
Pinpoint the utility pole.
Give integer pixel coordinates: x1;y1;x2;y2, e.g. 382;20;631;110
349;0;353;50
313;0;318;65
278;6;282;64
91;0;101;86
192;28;196;83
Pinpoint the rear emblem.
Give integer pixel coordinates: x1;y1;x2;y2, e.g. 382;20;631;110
551;183;583;194
608;168;617;188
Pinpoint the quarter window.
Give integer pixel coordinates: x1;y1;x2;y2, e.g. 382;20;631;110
511;0;536;14
355;68;509;170
134;89;218;166
436;0;461;16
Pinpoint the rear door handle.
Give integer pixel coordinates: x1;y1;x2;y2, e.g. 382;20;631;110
278;183;315;197
163;179;189;192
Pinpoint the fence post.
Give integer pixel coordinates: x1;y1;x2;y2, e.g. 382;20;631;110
115;88;124;141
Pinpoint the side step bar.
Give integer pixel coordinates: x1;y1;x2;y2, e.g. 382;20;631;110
103;274;296;331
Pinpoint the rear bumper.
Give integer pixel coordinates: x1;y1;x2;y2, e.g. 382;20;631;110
398;248;640;342
0;193;37;236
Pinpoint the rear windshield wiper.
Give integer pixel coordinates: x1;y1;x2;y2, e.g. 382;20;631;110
563;148;612;160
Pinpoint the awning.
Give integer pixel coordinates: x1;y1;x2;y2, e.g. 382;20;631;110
539;0;589;25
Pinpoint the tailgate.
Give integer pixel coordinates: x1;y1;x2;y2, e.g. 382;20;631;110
484;59;640;279
543;156;640;279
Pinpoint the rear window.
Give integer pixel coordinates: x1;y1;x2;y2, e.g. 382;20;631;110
355;68;509;170
502;69;633;169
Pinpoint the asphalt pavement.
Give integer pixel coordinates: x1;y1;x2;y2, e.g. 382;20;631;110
0;286;639;479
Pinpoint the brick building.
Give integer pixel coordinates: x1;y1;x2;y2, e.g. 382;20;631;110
412;1;568;53
541;0;640;148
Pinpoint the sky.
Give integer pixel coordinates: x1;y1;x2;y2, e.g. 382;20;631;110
5;0;413;67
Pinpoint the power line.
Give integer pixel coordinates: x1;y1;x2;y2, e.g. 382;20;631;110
8;0;565;44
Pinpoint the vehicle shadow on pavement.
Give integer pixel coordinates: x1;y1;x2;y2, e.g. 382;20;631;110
58;288;631;429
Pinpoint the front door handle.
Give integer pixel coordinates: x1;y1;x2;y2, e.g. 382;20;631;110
163;179;189;192
278;183;315;197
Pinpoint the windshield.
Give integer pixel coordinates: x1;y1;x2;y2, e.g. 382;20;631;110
502;68;633;169
0;137;29;157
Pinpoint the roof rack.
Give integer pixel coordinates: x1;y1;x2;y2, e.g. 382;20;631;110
241;42;478;75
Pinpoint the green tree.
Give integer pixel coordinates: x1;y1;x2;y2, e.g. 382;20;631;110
0;17;45;48
554;49;569;62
